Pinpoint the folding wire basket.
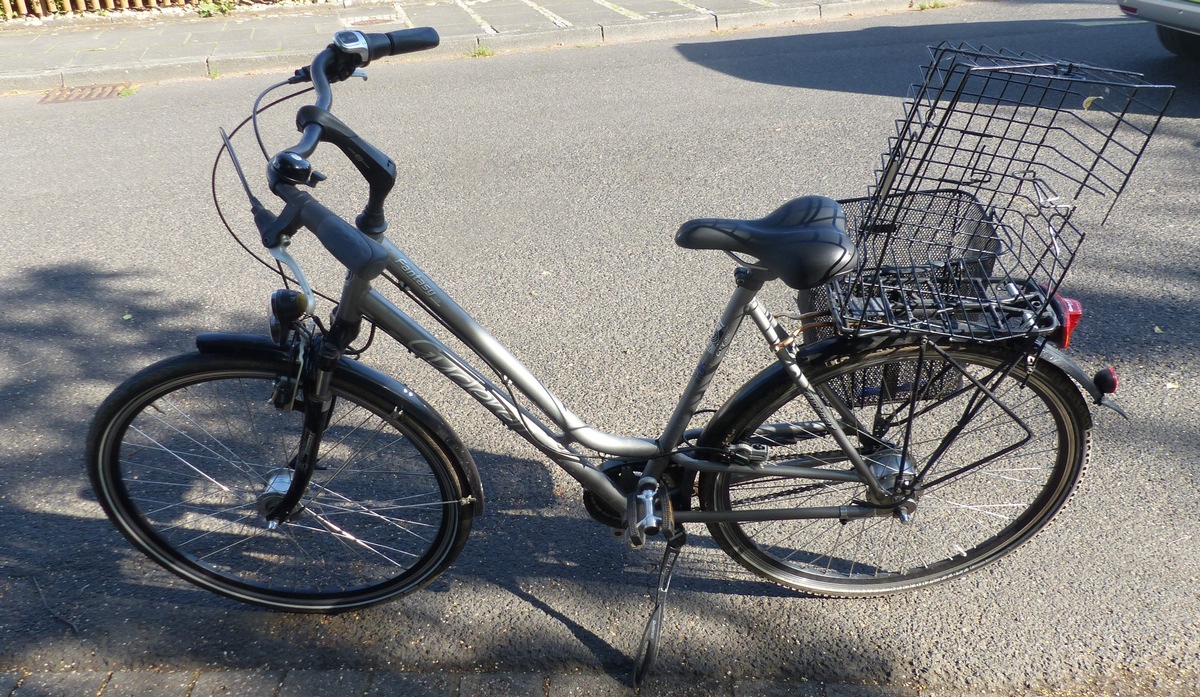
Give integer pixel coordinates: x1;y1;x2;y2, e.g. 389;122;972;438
826;43;1174;342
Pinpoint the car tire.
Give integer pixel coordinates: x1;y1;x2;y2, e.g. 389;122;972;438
1157;24;1200;60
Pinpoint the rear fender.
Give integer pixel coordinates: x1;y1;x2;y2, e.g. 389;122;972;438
698;335;1123;455
1037;341;1127;419
696;334;900;450
196;332;486;515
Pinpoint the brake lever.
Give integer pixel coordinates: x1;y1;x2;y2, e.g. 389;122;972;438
222;126;317;310
285;65;360;85
288;66;312;85
268;243;316;314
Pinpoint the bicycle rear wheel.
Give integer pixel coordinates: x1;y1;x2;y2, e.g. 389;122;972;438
87;352;474;612
698;342;1090;597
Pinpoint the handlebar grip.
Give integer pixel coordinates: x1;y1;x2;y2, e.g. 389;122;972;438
363;27;440;62
288;188;391;280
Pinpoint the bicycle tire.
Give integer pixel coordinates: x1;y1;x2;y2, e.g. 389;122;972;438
698;341;1090;597
87;352;474;612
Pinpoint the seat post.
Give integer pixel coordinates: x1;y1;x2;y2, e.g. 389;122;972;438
643;265;771;476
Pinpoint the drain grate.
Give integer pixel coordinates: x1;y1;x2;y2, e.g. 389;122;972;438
40;83;130;104
350;18;396;27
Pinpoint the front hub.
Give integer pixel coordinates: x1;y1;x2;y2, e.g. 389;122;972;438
257;469;299;526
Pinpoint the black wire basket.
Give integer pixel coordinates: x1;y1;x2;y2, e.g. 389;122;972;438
825;43;1174;342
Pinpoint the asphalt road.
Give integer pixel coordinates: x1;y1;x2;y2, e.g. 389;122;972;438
0;0;1197;693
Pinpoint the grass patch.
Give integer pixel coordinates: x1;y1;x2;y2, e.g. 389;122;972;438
468;44;495;58
197;0;236;17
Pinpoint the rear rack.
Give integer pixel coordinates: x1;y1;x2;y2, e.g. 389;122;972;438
825;43;1173;342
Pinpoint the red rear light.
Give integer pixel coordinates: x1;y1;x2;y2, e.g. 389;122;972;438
1094;366;1119;394
1118;4;1138;14
1053;294;1083;348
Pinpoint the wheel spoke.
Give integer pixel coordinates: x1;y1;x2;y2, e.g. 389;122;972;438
701;344;1087;596
89;356;470;610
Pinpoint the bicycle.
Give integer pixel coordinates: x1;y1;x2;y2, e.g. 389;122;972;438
84;31;1173;684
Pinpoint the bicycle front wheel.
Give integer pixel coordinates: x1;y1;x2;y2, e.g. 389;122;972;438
87;352;474;612
698;342;1091;597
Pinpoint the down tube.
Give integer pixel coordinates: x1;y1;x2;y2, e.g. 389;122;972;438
381;242;659;459
357;288;628;512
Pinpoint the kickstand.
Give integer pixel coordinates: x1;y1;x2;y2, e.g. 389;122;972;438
632;502;686;688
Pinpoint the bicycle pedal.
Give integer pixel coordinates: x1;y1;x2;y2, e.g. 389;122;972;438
728;441;769;466
624;510;645;549
625;485;660;549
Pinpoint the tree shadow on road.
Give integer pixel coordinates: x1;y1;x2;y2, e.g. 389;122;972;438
0;261;903;689
675;13;1199;118
2;248;1195;691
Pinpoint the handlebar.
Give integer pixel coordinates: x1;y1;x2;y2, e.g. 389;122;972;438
251;27;440;280
334;27;442;65
267;184;392;280
290;27;439;157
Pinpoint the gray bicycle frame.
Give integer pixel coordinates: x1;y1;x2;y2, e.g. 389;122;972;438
321;237;887;523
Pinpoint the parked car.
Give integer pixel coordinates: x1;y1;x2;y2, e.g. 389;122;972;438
1119;0;1200;58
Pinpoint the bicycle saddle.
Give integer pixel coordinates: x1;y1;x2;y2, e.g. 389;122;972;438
675;195;858;290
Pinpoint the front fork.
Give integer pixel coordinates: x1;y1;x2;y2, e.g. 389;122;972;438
259;338;337;525
261;313;362;526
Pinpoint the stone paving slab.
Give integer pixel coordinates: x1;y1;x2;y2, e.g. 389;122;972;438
190;670;285;697
9;671;109;697
278;669;371;696
600;12;714;41
364;672;458;696
103;671;196;697
403;2;486;37
537;0;632;26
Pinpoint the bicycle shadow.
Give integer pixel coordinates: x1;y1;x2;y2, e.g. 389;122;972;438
5;467;901;688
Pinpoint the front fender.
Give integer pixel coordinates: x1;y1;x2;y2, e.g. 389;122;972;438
195;333;486;515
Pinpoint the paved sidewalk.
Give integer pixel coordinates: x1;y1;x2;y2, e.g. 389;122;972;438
0;0;910;93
